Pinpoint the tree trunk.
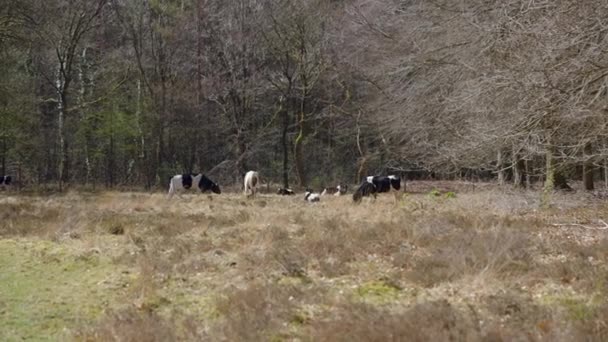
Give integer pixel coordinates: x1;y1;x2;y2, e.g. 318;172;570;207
56;64;69;190
294;36;309;187
281;107;289;188
357;156;368;183
583;142;594;191
108;110;115;187
157;74;166;182
79;47;92;185
542;133;555;207
497;150;505;185
525;159;532;188
194;0;204;173
294;110;306;187
1;136;6;176
512;146;526;188
355;110;367;183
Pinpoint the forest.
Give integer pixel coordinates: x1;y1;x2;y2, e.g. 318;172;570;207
5;2;608;340
1;0;608;192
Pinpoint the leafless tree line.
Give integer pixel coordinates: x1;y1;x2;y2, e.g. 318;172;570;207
1;0;607;194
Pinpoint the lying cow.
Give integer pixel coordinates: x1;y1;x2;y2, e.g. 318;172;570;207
168;173;221;198
277;187;295;195
353;175;402;203
244;170;260;198
304;188;321;202
321;184;348;196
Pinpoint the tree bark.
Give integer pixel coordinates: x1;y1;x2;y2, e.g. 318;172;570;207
294;110;306;187
583;142;594;191
79;47;92;185
194;0;204;172
542;132;555;207
512;146;526;188
281;106;289;188
1;136;6;176
497;150;505;185
56;63;69;190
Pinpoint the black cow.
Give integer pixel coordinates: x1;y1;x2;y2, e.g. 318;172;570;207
353;175;402;203
0;175;12;188
198;174;221;194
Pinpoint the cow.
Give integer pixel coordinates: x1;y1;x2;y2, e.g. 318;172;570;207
353;175;402;203
321;184;348;196
244;170;260;198
277;187;295;195
304;188;321;202
168;173;221;198
0;175;12;189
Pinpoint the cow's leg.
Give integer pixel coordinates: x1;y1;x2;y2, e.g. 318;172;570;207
373;193;378;202
168;182;175;199
393;190;404;204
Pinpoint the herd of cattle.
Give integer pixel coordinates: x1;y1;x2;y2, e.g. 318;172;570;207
0;172;403;203
168;170;403;203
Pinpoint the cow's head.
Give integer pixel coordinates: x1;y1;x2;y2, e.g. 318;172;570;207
211;182;221;194
199;175;221;194
388;175;401;190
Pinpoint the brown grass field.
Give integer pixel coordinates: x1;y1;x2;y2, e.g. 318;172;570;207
2;181;608;341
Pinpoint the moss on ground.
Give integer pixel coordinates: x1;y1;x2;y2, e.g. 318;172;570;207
0;239;132;341
355;280;401;303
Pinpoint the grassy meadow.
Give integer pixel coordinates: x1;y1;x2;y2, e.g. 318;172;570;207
1;182;608;341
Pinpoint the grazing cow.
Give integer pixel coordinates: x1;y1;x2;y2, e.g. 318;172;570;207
243;171;260;198
304;189;321;202
321;184;348;196
0;175;12;189
168;173;221;198
277;187;295;195
353;175;401;203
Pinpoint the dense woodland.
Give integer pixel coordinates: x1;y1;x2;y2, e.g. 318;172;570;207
1;0;608;193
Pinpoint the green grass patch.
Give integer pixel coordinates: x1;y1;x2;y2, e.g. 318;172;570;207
0;239;133;341
541;294;602;321
354;280;401;304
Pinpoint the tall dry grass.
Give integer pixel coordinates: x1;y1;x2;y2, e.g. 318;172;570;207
2;184;608;340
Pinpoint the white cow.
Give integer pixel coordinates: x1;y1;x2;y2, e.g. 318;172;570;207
304;189;321;202
244;170;260;198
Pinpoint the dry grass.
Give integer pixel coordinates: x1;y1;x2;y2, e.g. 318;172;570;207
1;183;608;341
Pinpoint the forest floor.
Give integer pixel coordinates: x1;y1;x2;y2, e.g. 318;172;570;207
1;181;608;341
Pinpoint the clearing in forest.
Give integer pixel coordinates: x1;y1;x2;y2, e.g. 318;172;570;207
1;183;608;341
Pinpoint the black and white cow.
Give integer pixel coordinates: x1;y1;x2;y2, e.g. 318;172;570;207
277;187;295;195
244;170;260;198
321;184;348;196
0;175;12;189
353;175;402;203
304;188;321;202
168;173;221;198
